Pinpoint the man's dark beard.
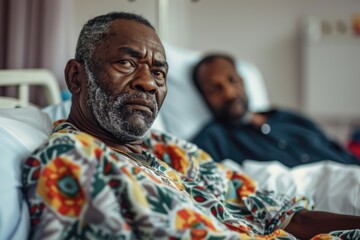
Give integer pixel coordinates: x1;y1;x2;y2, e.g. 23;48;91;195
85;65;158;143
216;97;249;124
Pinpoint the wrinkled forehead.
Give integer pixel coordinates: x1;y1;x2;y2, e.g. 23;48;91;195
96;19;166;61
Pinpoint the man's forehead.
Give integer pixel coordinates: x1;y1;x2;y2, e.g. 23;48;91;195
106;19;166;58
205;58;234;70
199;60;239;82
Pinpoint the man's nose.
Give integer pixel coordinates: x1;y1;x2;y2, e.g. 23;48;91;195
223;84;238;100
130;67;157;94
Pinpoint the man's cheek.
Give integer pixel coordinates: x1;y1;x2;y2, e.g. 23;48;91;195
157;90;167;108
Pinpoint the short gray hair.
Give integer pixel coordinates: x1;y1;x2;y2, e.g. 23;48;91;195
75;12;154;67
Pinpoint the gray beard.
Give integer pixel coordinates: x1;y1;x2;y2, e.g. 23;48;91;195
84;64;158;143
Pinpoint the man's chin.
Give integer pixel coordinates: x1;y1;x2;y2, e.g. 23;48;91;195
125;113;154;130
99;109;156;142
216;111;247;124
110;124;149;143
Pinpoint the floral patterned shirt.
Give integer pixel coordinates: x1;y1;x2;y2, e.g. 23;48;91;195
22;121;359;239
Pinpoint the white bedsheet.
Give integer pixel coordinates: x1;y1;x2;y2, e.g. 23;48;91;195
222;159;360;215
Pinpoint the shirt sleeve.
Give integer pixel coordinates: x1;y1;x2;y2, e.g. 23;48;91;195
22;132;133;239
218;162;314;234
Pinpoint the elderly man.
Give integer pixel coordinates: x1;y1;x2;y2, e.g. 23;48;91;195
22;12;360;240
192;54;360;167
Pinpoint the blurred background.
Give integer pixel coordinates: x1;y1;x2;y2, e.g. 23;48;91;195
0;0;359;144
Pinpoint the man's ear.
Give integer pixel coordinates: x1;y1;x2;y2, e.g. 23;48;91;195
64;59;84;94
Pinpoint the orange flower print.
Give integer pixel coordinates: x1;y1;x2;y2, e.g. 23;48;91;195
310;234;335;240
153;144;167;159
232;173;256;198
37;157;86;218
153;144;190;174
253;229;293;239
175;208;220;239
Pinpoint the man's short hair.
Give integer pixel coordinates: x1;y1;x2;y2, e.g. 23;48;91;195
192;54;236;94
75;12;155;66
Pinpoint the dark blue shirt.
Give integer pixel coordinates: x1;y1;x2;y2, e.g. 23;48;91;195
192;109;360;167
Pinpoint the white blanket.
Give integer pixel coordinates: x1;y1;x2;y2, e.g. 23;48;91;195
222;159;360;215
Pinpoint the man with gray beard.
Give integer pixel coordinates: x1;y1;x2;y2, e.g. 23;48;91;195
22;12;360;240
84;64;158;143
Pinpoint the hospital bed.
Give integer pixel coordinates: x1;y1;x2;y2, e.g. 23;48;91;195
0;44;359;239
0;69;62;108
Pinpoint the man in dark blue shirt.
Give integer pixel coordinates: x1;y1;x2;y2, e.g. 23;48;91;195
192;54;359;167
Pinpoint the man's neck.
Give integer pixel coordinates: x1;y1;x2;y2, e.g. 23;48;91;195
250;112;267;128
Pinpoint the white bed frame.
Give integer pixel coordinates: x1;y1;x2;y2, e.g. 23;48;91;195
0;69;62;108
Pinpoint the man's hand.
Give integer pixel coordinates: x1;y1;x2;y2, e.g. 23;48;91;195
285;209;360;239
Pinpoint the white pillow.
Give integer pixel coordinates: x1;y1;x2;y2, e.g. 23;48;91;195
42;99;72;122
0;106;53;240
161;43;270;140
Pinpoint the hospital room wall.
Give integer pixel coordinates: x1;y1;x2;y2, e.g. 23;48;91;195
71;0;359;143
166;0;359;109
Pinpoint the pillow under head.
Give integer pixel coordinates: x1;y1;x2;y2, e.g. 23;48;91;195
161;43;270;140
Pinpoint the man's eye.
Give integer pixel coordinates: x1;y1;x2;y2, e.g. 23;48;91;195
229;76;239;83
152;70;165;79
118;60;133;67
115;60;135;73
229;76;244;86
209;86;221;95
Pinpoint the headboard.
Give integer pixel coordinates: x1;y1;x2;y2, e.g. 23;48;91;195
0;69;62;108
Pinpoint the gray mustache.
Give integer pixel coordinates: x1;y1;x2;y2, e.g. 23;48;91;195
112;92;159;115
